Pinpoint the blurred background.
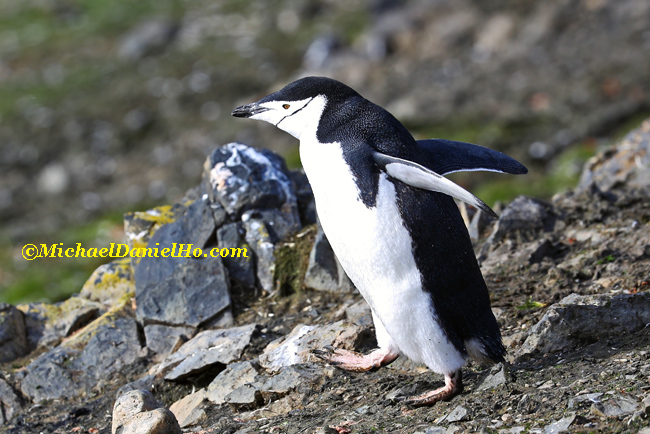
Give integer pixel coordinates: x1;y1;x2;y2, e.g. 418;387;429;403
1;0;649;304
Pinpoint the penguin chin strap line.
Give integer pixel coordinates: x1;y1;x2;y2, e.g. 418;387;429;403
276;97;315;128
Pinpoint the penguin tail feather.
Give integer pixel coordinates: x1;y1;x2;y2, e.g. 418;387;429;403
465;337;506;365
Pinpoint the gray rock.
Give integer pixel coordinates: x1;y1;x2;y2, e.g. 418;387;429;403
443;405;469;423
590;395;639;418
304;224;354;293
117;18;179;61
479;364;511;391
577;119;650;193
160;324;256;381
345;300;372;327
0;378;22;426
206;360;261;404
225;383;262;408
543;413;576;434
182;197;220;248
259;321;372;373
112;389;181;434
19;297;103;350
487;196;559;246
20;315;143;402
144;324;195;357
217;222;257;291
119;408;182;434
118;375;156;399
19;347;80;403
517;292;650;359
203;143;300;222
424;427;447;434
258;364;323;399
73;316;143;380
214;364;324;409
468;208;494;241
169;389;207;428
568;392;603;409
242;215;276;294
113;389;162;433
0;303;28;363
290;169;317;226
135;220;231;328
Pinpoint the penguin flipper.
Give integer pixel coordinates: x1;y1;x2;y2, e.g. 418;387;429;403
372;151;498;218
416;139;528;176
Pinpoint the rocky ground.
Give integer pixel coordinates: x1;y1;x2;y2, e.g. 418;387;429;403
1;119;650;433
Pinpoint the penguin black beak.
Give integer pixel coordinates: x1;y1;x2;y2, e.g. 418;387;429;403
231;103;268;118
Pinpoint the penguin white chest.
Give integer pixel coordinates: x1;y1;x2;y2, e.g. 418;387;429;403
299;140;465;373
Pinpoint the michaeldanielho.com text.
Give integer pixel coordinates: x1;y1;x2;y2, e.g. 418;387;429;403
22;243;248;261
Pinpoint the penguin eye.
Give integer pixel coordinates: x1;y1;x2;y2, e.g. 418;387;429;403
282;104;290;109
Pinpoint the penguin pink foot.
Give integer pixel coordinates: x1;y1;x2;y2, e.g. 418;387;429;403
312;347;399;372
404;369;463;407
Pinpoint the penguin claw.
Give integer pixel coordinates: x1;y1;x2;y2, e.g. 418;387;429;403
311;347;400;373
404;370;463;407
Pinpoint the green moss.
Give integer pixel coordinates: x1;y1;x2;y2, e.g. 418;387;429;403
273;225;317;296
517;297;547;311
130;205;176;225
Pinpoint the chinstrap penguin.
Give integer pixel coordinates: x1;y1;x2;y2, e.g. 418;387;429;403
232;76;527;406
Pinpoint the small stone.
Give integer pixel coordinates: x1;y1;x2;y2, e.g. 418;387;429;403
144;324;195;357
424;427;446;434
117;408;182;434
206;361;261;404
225;384;262;408
479;364;510;390
0;303;28;362
161;324;256;381
259;364;323;399
567;392;603;409
443;405;469;423
0;378;22;426
169;389;207;428
259;321;371;373
543;413;576;434
590;395;639;418
113;389;162;434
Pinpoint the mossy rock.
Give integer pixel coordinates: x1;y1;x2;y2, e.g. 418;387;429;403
80;258;134;306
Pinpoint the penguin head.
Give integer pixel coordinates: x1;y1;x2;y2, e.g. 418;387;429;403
232;76;359;139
